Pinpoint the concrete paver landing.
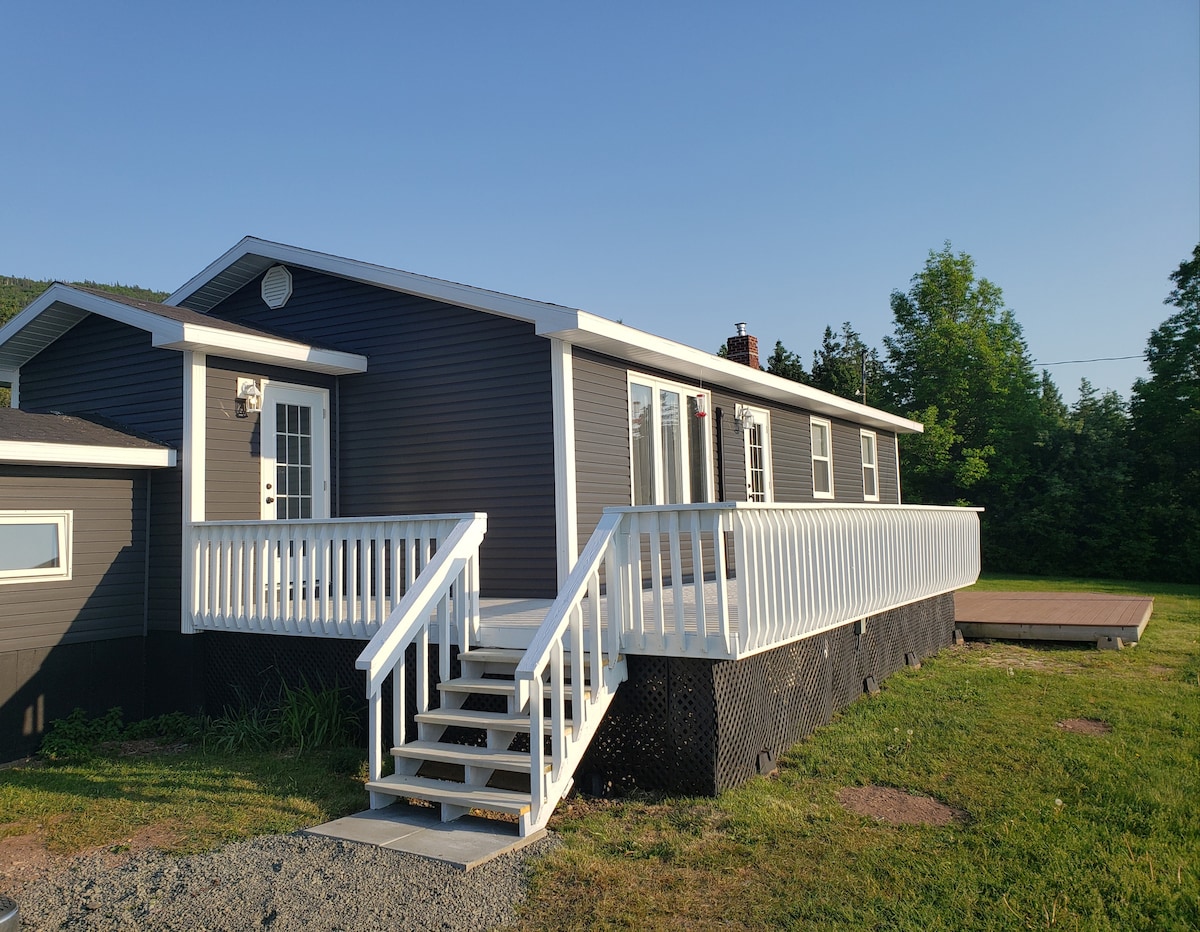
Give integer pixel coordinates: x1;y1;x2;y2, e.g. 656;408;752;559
304;803;545;870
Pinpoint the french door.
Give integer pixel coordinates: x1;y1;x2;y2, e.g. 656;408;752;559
260;383;330;520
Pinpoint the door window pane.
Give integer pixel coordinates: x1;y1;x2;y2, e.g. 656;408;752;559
660;389;683;504
687;395;708;502
631;382;655;505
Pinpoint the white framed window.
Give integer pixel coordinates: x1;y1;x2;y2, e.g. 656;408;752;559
739;405;773;502
810;417;834;499
860;429;879;501
0;510;72;584
629;374;712;505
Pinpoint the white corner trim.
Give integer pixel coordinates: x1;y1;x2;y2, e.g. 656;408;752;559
181;351;205;635
551;340;578;586
0;441;174;468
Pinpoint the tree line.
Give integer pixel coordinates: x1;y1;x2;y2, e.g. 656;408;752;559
760;243;1199;584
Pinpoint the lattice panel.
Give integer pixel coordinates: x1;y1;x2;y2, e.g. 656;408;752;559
585;593;956;796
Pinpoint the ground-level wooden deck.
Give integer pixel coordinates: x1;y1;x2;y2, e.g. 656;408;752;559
954;591;1153;647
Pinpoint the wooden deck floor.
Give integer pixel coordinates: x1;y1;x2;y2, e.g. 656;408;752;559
954;591;1153;646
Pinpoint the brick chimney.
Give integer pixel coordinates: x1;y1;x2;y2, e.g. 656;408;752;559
726;322;759;368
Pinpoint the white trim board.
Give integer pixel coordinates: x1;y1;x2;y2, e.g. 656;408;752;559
0;283;367;376
169;238;923;435
0;441;174;468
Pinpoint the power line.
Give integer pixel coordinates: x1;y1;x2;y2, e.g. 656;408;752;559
1033;354;1142;366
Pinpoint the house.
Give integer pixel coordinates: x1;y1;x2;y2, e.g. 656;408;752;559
0;238;980;835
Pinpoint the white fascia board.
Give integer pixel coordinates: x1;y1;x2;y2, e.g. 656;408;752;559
542;311;926;435
0;441;176;468
170;237;582;330
0;283;366;376
157;325;367;375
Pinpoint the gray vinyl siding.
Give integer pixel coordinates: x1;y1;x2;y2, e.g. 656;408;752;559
16;315;184;632
205;357;335;522
572;351;903;531
877;431;899;503
0;467;149;652
205;268;557;598
572;349;632;552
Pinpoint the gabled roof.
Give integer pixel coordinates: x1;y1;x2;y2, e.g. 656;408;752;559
171;237;924;434
0;283;367;376
0;408;176;468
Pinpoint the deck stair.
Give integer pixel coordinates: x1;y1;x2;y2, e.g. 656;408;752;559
364;642;624;835
356;512;631;837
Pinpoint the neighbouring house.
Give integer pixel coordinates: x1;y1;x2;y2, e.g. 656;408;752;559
0;238;980;835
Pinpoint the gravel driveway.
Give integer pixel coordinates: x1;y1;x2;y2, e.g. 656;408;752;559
9;831;558;930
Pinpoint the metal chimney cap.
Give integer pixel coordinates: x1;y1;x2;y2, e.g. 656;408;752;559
735;322;747;337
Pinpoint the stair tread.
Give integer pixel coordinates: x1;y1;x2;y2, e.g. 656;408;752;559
416;707;572;735
459;648;600;668
437;677;588;698
391;740;545;772
365;774;531;815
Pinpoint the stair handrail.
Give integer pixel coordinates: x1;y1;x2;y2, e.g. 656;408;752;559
355;512;487;790
515;510;627;830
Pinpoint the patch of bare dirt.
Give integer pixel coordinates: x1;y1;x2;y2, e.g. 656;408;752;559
0;819;186;894
837;785;967;827
1057;717;1112;735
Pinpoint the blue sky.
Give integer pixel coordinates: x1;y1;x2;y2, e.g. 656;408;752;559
2;1;1196;403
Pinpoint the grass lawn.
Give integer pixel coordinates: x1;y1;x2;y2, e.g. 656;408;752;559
0;746;367;862
514;576;1200;931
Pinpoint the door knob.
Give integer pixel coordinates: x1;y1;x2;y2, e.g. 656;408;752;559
265;496;275;504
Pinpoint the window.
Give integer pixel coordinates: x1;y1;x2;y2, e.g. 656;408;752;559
810;417;834;499
0;510;72;584
860;430;879;501
629;374;711;505
740;406;773;502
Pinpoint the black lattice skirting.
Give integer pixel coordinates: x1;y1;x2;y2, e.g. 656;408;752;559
581;592;956;795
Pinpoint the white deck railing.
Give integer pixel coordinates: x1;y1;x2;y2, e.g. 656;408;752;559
353;514;487;796
186;514;476;638
605;502;982;659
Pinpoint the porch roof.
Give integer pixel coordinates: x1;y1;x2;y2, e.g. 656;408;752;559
0;283;368;376
0;408;176;468
170;237;924;434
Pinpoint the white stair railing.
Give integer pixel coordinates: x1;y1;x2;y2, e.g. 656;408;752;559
187;515;467;638
352;513;487;803
515;511;628;834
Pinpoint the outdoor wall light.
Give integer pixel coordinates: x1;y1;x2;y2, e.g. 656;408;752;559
733;404;755;432
235;378;262;418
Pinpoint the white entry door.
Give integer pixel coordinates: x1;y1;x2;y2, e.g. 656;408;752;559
260;383;330;519
741;406;773;502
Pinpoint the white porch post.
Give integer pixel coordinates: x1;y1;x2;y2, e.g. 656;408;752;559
551;338;578;588
181;351;206;634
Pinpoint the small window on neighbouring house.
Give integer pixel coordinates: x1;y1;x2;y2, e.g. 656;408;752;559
629;374;712;505
0;511;72;584
811;417;834;499
861;430;879;501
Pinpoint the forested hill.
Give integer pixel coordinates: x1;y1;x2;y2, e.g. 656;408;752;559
0;276;168;325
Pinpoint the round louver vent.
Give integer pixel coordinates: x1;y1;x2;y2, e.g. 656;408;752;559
261;265;293;309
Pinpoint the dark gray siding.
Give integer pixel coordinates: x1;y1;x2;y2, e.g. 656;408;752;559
206;268;557;598
0;467;149;651
205;357;335;522
17;315;184;632
0;465;154;759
